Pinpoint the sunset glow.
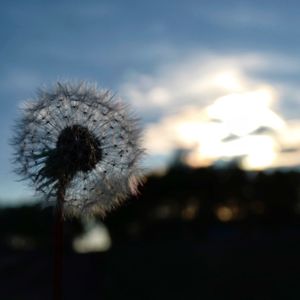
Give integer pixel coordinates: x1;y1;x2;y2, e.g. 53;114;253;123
143;67;300;171
206;88;284;137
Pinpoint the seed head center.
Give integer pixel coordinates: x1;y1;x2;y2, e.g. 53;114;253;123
56;125;102;174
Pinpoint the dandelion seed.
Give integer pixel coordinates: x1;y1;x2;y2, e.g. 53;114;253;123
12;81;144;217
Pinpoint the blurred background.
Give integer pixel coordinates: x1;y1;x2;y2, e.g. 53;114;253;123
1;0;300;299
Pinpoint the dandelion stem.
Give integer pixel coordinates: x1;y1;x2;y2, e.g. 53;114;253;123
53;177;66;300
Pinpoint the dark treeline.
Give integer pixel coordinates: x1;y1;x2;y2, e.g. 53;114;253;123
1;163;300;250
2;164;300;300
106;163;300;243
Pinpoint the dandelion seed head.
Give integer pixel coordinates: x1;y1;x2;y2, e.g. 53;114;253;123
12;82;144;217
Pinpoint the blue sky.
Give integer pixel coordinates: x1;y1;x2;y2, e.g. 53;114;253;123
2;0;300;204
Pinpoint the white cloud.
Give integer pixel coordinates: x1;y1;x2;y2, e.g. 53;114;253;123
121;53;266;115
206;88;284;136
121;52;300;170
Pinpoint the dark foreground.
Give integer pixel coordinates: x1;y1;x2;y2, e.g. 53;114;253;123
2;166;300;299
1;233;300;300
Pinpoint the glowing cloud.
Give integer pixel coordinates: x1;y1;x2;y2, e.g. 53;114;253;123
123;53;300;170
207;88;285;136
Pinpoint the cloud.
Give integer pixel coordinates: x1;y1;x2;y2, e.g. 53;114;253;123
122;53;274;113
206;89;284;136
121;52;300;170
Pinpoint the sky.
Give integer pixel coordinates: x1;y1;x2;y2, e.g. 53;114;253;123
1;0;300;204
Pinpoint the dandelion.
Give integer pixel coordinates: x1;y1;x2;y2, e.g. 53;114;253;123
11;81;144;300
12;81;144;217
